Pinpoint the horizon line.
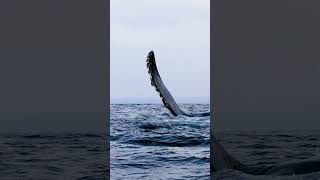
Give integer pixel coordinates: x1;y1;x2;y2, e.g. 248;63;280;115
110;96;210;104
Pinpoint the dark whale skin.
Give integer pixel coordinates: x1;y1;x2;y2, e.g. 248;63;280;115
146;50;209;117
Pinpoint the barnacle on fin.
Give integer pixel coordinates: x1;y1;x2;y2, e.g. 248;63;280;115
146;51;178;115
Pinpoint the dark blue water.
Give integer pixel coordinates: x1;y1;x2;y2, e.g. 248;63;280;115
0;133;107;179
214;130;320;180
110;104;210;179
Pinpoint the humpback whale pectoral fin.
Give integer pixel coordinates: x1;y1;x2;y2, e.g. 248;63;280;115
146;50;210;117
146;50;187;116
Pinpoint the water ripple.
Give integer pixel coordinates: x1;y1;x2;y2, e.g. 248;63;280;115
111;104;210;180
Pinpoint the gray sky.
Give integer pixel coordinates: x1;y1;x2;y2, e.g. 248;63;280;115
111;0;210;102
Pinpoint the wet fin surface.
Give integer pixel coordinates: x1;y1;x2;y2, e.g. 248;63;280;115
146;51;188;116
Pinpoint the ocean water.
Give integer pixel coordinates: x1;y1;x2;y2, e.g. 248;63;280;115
0;133;107;179
110;104;210;180
214;130;320;180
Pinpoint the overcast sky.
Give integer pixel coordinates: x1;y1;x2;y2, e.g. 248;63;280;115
111;0;210;102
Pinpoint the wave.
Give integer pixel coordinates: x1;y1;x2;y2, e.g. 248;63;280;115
128;136;209;147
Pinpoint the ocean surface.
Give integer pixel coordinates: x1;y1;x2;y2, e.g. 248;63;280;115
0;133;107;179
110;104;210;180
214;130;320;180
